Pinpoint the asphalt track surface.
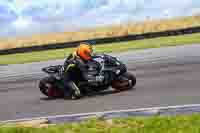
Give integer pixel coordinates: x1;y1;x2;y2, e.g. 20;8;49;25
0;44;200;121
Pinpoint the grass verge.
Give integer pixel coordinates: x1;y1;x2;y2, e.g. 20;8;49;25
1;114;200;133
1;32;200;65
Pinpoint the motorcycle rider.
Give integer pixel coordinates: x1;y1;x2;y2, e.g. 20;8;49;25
62;42;105;99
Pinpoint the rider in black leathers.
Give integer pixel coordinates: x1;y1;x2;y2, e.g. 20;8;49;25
62;42;104;99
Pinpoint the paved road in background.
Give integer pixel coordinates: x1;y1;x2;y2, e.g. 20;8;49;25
0;44;200;121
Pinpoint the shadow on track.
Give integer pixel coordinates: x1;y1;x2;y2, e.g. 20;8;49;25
40;87;136;101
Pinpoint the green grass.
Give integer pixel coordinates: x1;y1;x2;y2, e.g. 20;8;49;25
1;32;200;65
1;114;200;133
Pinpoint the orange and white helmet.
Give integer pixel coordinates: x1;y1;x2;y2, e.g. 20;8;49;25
76;42;93;61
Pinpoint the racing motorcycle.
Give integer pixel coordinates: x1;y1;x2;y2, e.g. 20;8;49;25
39;54;136;99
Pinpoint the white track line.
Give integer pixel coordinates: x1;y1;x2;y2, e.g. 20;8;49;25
1;104;200;123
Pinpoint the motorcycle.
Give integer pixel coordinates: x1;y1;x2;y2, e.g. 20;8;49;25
39;54;136;99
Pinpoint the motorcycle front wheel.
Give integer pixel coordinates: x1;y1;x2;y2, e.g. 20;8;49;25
111;72;136;91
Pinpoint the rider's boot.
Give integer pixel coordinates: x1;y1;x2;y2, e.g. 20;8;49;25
63;81;82;100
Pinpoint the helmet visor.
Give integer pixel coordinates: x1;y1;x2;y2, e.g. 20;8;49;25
84;49;93;58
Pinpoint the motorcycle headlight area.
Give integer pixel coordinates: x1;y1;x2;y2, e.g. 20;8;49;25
116;61;121;66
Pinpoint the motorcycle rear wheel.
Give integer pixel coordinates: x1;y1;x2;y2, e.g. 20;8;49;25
39;77;62;98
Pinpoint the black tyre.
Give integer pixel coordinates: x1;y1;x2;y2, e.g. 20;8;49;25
124;72;136;87
39;77;61;98
112;72;136;91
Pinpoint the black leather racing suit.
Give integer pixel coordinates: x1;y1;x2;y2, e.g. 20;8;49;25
62;53;102;98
